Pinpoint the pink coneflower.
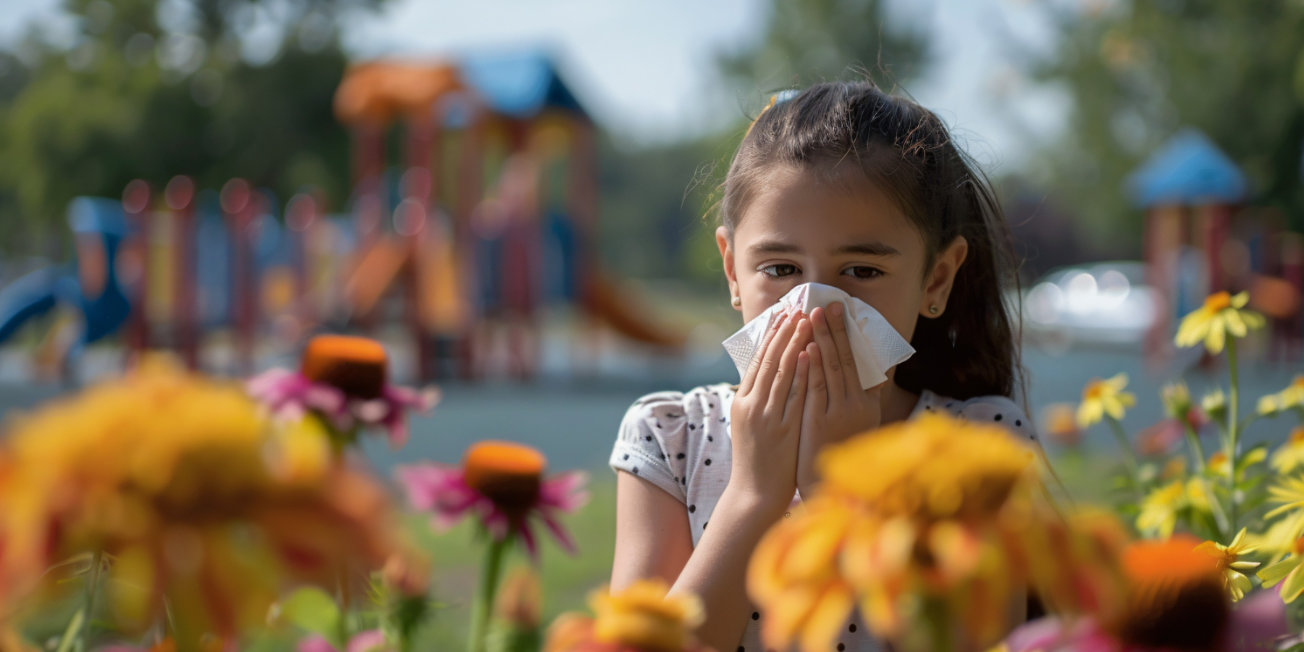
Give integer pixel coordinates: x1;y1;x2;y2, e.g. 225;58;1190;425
247;335;439;448
396;441;588;558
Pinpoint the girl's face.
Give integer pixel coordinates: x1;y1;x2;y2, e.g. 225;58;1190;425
716;164;968;344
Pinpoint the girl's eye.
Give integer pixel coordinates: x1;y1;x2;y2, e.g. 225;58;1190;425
843;266;883;280
760;264;799;278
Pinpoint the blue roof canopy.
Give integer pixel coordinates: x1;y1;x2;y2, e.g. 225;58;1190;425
1127;129;1248;207
457;51;588;121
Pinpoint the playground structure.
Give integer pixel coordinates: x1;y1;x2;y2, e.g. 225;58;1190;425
1130;129;1303;363
0;51;687;382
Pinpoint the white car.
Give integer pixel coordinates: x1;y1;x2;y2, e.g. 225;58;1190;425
1019;261;1160;352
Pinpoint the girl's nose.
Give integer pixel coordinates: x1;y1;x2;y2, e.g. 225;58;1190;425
805;269;841;290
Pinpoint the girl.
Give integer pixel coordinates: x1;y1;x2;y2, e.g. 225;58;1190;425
608;81;1038;652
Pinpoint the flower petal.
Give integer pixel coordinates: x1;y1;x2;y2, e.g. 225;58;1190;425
1258;558;1299;587
1206;320;1226;354
1280;566;1304;603
798;584;854;652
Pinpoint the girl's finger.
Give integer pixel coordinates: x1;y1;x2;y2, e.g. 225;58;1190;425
804;341;828;415
826;301;862;390
811;306;845;402
769;317;810;409
739;309;788;395
784;349;809;423
753;310;800;398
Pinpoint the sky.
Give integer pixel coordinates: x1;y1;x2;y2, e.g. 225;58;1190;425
2;0;1069;170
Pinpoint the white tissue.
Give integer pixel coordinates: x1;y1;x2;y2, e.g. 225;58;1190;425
722;283;915;389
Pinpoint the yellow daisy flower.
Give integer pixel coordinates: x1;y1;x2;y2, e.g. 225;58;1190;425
1077;373;1136;428
1174;291;1266;354
1194;528;1260;601
1272;429;1304;474
1258;376;1304;417
1208;451;1231;478
1248;510;1304;561
1136;481;1186;538
1266;474;1304;522
1258;537;1304;603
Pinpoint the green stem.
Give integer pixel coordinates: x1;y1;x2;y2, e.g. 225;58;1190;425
80;550;103;652
54;608;85;652
468;537;510;652
1181;420;1207;473
1106;417;1143;500
1227;339;1241;532
906;597;956;652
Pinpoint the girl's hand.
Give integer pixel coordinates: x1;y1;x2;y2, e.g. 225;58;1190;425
798;301;884;498
727;307;812;512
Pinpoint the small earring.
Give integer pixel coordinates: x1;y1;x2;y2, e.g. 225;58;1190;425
732;296;742;307
929;304;940;315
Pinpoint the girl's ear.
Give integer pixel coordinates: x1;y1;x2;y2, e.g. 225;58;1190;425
715;226;741;311
920;235;968;318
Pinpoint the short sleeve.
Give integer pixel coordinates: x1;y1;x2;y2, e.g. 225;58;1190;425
953;395;1039;443
609;391;692;502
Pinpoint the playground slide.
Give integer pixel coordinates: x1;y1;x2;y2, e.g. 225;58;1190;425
586;272;688;352
345;237;409;317
0;268;59;345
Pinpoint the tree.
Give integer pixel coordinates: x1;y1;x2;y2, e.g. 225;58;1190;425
1027;2;1304;244
717;0;930;95
0;0;387;250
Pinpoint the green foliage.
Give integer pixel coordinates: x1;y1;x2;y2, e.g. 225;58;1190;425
277;586;343;647
717;0;929;91
0;0;384;251
595;132;736;286
1028;2;1304;243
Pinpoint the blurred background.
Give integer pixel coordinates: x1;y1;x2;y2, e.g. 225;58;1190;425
1;0;1302;461
0;0;1302;644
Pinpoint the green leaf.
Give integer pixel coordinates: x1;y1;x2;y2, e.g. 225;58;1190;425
277;587;342;646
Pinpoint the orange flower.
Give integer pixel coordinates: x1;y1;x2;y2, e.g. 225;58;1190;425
0;361;401;641
301;334;390;399
543;580;710;652
1106;537;1229;648
747;415;1125;652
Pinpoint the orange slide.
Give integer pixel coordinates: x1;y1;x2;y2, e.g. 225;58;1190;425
344;236;467;331
585;272;688;352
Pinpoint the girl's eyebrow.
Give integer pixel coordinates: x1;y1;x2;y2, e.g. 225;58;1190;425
748;239;801;255
835;242;900;257
747;240;901;256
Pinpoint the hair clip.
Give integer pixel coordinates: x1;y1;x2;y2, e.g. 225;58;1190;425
745;89;801;138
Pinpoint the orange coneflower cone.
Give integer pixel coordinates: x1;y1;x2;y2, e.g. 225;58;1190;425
463;441;547;517
1106;537;1230;651
301;334;389;399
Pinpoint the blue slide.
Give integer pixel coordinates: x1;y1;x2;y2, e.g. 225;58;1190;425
0;198;132;369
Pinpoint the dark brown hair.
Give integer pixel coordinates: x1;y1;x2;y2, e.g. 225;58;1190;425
719;81;1022;400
